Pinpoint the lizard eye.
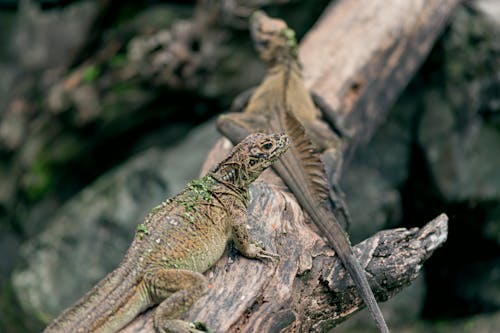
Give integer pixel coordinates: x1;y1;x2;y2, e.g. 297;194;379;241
262;142;273;150
249;159;257;166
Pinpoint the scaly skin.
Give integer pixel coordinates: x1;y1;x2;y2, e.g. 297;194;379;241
217;11;390;333
43;132;289;333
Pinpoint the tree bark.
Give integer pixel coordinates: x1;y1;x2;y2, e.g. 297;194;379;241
119;0;457;331
300;0;459;146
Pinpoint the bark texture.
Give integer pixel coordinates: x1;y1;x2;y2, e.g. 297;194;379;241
300;0;459;145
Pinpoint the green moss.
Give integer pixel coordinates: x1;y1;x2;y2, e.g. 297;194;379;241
109;54;127;68
177;176;217;223
151;203;163;214
25;160;53;201
82;65;101;84
183;211;195;222
109;81;136;94
187;176;216;202
136;223;149;238
281;28;298;57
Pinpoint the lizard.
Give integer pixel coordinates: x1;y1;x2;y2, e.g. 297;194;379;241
216;11;390;333
43;132;289;333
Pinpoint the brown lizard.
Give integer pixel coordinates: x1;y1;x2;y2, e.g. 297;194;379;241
43;132;289;333
216;11;390;333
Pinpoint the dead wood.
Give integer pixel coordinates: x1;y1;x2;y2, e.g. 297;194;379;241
119;0;457;331
300;0;459;146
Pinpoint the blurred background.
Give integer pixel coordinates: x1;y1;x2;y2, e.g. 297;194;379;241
0;0;498;332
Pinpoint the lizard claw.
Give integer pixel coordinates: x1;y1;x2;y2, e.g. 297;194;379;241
251;242;280;262
192;321;214;333
158;320;211;333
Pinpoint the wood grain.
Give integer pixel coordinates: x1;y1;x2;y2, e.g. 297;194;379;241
300;0;459;144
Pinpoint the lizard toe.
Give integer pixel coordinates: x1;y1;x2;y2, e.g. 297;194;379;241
159;319;210;333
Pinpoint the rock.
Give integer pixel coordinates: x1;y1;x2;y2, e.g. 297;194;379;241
399;6;500;328
470;0;500;25
417;6;500;203
420;102;500;201
0;232;20;279
483;205;500;245
341;164;401;243
12;120;220;322
397;310;500;333
340;95;415;241
455;259;500;314
10;0;99;70
418;80;500;202
418;6;500;202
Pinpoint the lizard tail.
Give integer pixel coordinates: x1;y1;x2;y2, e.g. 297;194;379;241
348;257;391;333
313;206;391;333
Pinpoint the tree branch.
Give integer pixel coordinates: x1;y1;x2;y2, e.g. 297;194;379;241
300;0;459;145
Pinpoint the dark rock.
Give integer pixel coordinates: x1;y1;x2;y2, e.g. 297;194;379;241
0;232;20;278
341;164;401;243
483;205;500;245
418;6;500;202
455;259;500;314
9;0;98;70
340;96;415;241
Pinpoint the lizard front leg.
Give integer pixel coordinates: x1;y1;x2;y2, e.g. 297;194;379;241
230;209;279;261
310;91;351;139
230;87;256;113
143;268;209;333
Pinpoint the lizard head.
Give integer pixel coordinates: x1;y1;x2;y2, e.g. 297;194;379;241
250;11;298;65
212;132;289;188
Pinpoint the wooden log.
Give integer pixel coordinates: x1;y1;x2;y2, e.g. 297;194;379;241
119;0;457;331
301;0;459;145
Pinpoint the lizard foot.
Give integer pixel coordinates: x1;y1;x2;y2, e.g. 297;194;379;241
248;242;280;262
193;321;215;333
159;319;211;333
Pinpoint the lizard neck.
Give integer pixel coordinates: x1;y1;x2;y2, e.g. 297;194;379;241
266;58;302;105
268;53;300;75
209;164;252;193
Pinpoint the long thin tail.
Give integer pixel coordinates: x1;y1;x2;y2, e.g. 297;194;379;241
348;254;390;333
312;206;390;333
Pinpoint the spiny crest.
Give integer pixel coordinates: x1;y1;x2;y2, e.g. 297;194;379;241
250;11;298;64
212;133;289;188
283;109;329;202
